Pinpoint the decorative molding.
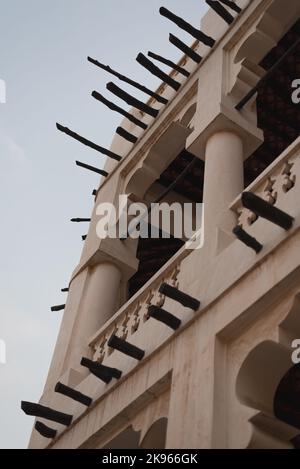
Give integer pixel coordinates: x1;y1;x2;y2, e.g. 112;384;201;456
231;138;300;229
91;263;181;364
226;0;300;113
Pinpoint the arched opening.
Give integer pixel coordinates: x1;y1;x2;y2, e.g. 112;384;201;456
103;426;141;449
236;341;292;415
140;418;168;449
274;364;300;448
236;341;300;448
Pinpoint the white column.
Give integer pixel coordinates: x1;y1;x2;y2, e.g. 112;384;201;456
68;262;122;370
203;131;244;252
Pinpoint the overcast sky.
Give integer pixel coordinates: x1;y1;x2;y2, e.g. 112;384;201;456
0;0;208;448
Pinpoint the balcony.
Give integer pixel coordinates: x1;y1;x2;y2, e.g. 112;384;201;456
90;136;300;373
231;137;299;232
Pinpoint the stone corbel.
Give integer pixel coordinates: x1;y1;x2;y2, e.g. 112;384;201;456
234;12;281;66
234;0;300;66
227;58;265;113
126;162;161;200
125;122;193;200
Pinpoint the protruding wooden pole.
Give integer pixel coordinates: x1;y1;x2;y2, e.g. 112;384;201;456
148;305;181;330
159;283;200;310
35;421;57;439
241;192;294;231
106;82;159;117
92;91;148;130
21;401;73;426
55;382;92;407
136;53;181;91
108;335;145;361
51;304;65;312
56;124;122;161
233;226;263;254
148;51;190;78
206;1;236;24
160;7;215;47
70;218;91;223
76;160;109;177
218;0;241;13
87;57;168;105
169;34;202;63
116;127;138;144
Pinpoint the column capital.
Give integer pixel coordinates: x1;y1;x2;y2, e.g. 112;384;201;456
186;103;263;162
71;237;139;285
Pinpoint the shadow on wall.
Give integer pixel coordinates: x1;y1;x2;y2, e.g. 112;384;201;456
103;418;168;449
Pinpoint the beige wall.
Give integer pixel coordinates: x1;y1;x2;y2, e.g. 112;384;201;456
28;0;300;449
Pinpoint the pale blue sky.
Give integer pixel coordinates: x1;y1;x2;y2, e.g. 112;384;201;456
0;0;208;448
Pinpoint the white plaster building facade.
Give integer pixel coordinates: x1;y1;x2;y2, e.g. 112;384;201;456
27;0;300;449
